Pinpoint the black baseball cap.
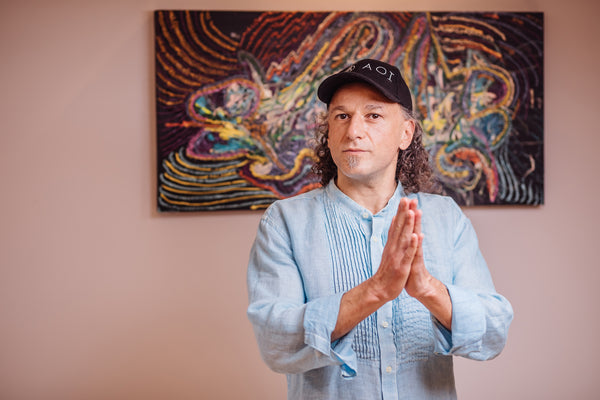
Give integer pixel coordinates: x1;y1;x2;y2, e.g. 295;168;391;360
317;59;413;111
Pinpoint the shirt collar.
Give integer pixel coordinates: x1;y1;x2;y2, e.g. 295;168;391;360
324;180;406;218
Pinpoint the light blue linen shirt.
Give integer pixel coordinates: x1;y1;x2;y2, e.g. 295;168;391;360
247;181;513;400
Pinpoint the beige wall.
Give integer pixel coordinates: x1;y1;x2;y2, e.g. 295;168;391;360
1;0;598;399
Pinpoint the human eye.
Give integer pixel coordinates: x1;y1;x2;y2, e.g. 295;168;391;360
334;113;349;120
368;113;382;120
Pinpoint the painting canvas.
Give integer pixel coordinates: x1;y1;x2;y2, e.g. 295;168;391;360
154;11;543;211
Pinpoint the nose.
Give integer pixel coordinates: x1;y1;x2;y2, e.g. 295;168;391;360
346;116;365;141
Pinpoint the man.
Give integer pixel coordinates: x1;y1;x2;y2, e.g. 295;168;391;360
247;59;513;399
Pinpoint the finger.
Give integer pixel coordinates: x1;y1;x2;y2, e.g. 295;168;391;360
394;198;410;226
400;199;419;239
393;207;415;250
399;200;419;250
410;232;425;273
392;231;418;267
397;197;411;216
388;198;413;241
402;232;419;262
401;210;416;241
408;198;419;211
413;208;422;236
412;205;424;261
416;232;424;258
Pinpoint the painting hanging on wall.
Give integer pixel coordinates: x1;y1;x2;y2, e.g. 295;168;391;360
154;11;544;211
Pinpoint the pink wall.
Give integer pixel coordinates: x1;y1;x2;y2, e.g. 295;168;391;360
1;0;598;399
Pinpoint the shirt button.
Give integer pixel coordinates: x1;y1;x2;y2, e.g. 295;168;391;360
386;366;393;373
372;237;379;243
381;321;389;328
361;212;369;219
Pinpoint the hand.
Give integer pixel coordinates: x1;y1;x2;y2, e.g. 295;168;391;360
403;202;436;299
370;197;420;302
403;200;453;329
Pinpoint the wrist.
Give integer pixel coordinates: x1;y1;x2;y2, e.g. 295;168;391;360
412;276;443;303
414;278;452;330
362;276;393;305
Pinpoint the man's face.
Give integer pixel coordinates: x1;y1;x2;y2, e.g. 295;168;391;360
327;82;414;188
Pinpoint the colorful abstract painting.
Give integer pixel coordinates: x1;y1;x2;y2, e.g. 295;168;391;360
155;11;543;211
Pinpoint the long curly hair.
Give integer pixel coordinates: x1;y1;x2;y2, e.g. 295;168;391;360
311;107;437;194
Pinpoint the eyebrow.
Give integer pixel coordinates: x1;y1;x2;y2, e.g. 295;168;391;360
364;104;385;111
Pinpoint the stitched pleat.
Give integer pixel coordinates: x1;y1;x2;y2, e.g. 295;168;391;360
324;195;380;361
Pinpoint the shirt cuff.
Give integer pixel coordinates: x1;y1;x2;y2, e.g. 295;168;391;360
303;292;358;377
433;284;485;355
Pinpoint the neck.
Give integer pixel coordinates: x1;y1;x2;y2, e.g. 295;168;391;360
335;175;397;214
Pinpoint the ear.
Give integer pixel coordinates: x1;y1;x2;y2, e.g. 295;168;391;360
398;119;415;150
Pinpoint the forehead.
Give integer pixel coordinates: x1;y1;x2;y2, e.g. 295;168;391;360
329;82;398;109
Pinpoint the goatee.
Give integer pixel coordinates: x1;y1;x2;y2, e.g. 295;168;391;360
346;156;359;169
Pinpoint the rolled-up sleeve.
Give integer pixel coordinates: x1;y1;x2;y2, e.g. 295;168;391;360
247;207;357;376
432;199;514;360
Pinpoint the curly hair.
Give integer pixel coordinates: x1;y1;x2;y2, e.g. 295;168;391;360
311;107;436;194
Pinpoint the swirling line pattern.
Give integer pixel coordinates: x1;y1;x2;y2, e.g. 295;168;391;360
155;11;543;211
